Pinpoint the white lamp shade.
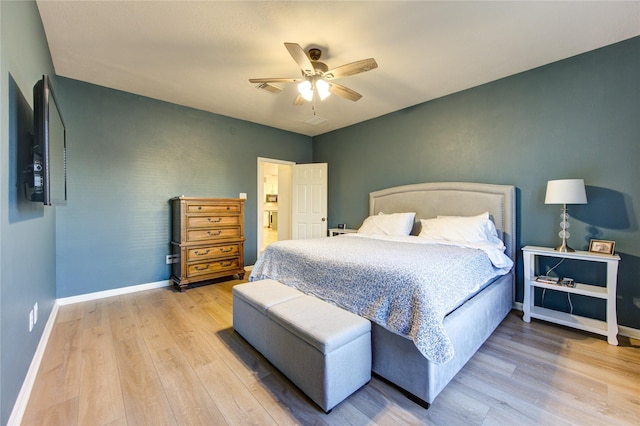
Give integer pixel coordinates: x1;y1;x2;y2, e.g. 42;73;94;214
545;179;588;204
297;80;313;101
316;79;330;100
298;79;331;102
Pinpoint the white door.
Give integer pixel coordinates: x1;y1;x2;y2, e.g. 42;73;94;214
292;163;328;239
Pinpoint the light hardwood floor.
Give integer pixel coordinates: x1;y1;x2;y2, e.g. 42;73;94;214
22;278;639;425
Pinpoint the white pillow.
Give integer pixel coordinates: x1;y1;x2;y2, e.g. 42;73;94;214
419;212;499;243
358;212;416;236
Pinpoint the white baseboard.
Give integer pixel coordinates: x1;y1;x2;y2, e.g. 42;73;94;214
7;301;59;426
57;268;254;307
57;279;172;306
619;325;640;340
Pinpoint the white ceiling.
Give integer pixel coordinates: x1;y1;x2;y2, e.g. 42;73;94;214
37;1;640;137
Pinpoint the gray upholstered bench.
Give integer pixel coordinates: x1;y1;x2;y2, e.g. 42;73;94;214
233;279;371;412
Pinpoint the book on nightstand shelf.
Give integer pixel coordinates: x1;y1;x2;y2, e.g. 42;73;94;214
535;275;559;284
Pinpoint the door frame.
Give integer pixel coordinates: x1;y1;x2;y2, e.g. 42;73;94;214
257;157;295;256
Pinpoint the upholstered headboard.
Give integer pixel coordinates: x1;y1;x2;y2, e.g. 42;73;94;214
369;182;516;264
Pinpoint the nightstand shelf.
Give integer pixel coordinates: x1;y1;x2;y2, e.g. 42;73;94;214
522;245;620;345
529;281;608;298
528;306;608;335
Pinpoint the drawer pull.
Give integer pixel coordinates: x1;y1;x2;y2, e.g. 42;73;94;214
220;261;233;267
207;230;222;236
219;247;233;253
208;217;222;223
194;249;210;256
194;265;210;271
198;206;202;210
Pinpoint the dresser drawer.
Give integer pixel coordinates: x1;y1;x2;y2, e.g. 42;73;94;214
187;226;241;242
187;258;240;278
187;215;240;228
187;203;241;214
187;244;240;261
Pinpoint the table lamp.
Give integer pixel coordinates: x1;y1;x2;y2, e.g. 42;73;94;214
545;179;587;252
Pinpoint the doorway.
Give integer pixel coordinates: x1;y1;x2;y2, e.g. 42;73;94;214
257;158;294;256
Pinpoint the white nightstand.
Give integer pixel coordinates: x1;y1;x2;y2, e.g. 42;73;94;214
328;228;357;237
522;245;620;345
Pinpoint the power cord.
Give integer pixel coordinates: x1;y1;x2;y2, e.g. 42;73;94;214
540;289;574;314
545;257;565;276
540;258;573;314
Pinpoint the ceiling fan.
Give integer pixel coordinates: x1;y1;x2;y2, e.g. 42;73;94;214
249;42;378;105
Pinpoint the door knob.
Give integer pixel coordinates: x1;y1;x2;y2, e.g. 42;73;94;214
322;217;326;222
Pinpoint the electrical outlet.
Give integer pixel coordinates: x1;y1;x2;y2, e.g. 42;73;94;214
166;254;178;264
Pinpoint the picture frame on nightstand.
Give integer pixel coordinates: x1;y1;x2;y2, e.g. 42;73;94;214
589;239;615;255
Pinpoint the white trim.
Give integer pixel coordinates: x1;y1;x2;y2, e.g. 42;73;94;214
7;302;59;426
256;157;295;258
57;280;171;306
620;325;640;340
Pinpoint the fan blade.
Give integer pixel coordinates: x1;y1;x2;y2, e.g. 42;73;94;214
328;82;362;102
293;94;304;106
249;78;300;83
324;58;378;79
285;42;314;75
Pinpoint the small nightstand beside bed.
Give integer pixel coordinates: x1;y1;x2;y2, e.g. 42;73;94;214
250;182;516;407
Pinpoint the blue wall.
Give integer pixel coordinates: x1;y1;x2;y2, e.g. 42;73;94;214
1;2;638;420
0;1;57;423
54;78;312;297
314;37;640;329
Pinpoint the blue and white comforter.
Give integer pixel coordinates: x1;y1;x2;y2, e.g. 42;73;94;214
249;234;512;364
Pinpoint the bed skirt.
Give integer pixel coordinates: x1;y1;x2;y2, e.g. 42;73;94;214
371;272;513;406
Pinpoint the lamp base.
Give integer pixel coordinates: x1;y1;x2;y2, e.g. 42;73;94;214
555;204;574;252
555;243;575;252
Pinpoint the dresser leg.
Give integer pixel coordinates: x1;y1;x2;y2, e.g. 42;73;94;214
172;279;187;292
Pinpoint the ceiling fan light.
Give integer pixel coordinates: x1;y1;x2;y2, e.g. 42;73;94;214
298;80;313;101
316;79;331;101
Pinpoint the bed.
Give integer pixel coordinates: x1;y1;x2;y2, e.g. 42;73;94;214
250;182;516;407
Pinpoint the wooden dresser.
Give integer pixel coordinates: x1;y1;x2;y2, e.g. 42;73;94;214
171;197;245;291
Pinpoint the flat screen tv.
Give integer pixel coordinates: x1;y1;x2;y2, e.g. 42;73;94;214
32;74;66;205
